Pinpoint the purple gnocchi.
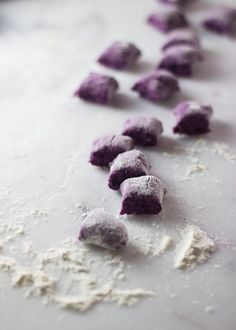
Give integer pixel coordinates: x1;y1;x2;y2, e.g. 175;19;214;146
158;0;193;6
162;29;200;51
122;116;163;147
173;101;213;135
108;150;150;190
147;9;189;33
158;45;202;77
79;209;128;250
132;70;179;103
202;7;236;36
120;175;166;215
74;73;119;105
98;42;141;70
89;135;134;167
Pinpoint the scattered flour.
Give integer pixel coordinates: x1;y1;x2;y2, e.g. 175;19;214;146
131;233;174;257
180;162;208;181
212;143;236;164
0;221;25;249
174;225;216;270
153;235;174;256
0;231;155;312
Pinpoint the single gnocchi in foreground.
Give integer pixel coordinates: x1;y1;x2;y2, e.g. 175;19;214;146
79;209;128;250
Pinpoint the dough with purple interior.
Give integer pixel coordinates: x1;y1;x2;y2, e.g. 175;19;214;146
147;9;188;33
162;29;200;51
98;41;141;70
74;73;119;105
158;45;202;77
173;101;213;135
90;135;134;167
202;7;236;36
122;116;163;146
108;150;150;190
120;175;166;215
132;70;179;103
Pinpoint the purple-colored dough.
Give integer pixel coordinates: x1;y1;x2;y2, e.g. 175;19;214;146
147;9;189;33
158;0;194;6
173;101;213;135
158;45;202;77
98;42;141;70
122;117;163;147
108;150;150;190
162;29;200;51
79;209;128;250
120;175;166;215
132;70;179;103
202;7;236;35
89;135;134;167
74;73;119;105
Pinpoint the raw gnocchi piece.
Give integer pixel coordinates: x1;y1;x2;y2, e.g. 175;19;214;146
147;9;188;33
202;7;236;36
132;70;179;103
74;73;119;105
173;101;213;135
162;29;200;51
98;42;141;70
108;150;150;190
79;209;128;250
158;45;202;77
122;116;163;146
120;176;166;215
90;135;134;167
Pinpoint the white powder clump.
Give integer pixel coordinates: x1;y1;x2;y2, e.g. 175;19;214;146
174;225;216;270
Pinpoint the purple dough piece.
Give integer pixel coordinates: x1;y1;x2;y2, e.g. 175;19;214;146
132;70;179;103
147;9;189;33
74;73;119;105
120;175;166;215
158;45;202;77
122;117;163;146
90;135;134;167
158;0;193;6
79;209;128;250
173;101;213;135
162;29;200;51
202;7;236;35
98;42;141;70
108;150;150;190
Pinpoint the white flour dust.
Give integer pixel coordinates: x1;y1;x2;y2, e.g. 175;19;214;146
174;225;216;271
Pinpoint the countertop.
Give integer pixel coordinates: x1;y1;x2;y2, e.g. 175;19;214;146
0;0;236;329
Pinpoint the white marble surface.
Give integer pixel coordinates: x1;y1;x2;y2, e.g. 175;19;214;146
0;0;236;329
